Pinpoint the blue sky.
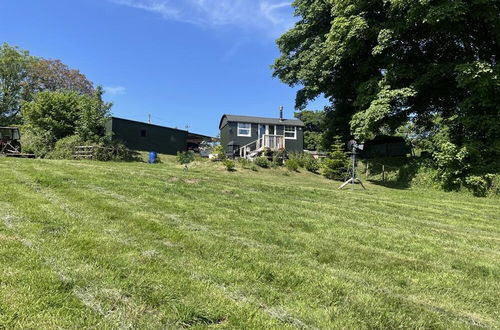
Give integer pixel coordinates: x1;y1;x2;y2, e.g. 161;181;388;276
1;0;328;136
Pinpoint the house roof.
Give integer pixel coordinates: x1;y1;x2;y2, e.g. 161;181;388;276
219;114;305;129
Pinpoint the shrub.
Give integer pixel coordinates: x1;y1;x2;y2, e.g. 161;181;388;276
223;159;236;171
254;156;270;168
322;137;349;180
250;164;259;172
433;141;468;191
48;135;83;159
285;159;300;172
238;158;252;169
211;145;225;161
272;149;286;166
288;152;307;168
176;151;194;165
19;127;55;157
304;156;320;173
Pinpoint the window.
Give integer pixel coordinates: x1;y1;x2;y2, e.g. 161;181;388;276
140;129;147;137
237;123;251;137
284;126;296;139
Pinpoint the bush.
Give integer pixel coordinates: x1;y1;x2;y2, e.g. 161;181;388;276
288;152;307;168
433;141;468;191
254;156;270;168
211;145;226;161
19;127;55;157
322;137;349;180
238;158;253;169
285;159;300;172
48;135;83;159
304;156;320;173
176;151;194;165
250;164;259;172
94;142;140;162
223;159;236;171
272;149;286;166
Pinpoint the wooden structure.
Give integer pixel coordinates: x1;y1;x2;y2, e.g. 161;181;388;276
73;146;116;160
219;114;304;159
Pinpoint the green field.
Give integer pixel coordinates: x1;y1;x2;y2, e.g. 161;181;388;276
1;157;499;329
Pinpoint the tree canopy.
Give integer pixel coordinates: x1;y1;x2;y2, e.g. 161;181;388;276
273;0;499;183
0;43;95;125
294;110;326;150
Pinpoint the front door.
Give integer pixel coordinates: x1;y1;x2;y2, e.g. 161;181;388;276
258;125;266;139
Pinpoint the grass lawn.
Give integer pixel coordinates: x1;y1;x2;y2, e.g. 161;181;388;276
0;156;499;329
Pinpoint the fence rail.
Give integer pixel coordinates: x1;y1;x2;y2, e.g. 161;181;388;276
73;145;116;160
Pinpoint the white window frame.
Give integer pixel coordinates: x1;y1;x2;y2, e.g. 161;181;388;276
237;122;252;137
284;126;297;140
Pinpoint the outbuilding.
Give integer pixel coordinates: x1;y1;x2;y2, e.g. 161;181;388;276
107;117;211;155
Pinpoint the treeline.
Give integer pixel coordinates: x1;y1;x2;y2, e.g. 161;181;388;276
0;43;122;158
276;1;499;196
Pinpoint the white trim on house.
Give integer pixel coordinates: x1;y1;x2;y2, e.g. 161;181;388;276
284;125;297;140
237;122;252;137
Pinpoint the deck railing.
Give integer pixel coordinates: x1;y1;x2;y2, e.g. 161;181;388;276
257;134;285;151
238;134;285;158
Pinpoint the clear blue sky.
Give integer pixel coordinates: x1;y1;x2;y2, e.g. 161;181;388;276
1;0;328;136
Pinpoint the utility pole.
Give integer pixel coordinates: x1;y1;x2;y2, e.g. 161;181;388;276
148;114;151;124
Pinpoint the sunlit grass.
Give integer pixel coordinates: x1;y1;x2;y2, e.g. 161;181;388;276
0;156;499;328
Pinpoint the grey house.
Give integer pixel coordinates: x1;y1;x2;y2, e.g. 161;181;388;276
219;114;305;158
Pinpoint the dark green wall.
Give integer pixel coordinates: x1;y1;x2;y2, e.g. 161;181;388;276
108;117;188;155
221;122;304;153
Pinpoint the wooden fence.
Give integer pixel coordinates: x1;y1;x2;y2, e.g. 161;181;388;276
73;146;115;160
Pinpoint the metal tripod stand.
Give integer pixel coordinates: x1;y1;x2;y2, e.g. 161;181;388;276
339;145;366;190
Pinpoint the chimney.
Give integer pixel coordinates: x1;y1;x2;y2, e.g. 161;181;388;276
279;106;284;121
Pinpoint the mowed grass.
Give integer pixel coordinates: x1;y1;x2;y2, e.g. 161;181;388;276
0;156;499;329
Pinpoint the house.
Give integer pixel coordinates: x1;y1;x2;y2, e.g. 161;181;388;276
219;113;305;158
106;117;212;155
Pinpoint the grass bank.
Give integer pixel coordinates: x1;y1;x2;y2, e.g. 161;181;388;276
0;157;498;328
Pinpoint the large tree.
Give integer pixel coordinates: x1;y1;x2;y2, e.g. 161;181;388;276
294;110;326;150
0;43;33;124
273;0;499;180
0;43;95;125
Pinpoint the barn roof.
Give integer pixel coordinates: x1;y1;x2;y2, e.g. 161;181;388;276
219;114;305;129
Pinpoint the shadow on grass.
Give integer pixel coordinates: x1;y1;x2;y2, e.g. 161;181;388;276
366;179;411;190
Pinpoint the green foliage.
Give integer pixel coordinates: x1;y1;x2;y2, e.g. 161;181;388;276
211;145;226;161
75;86;112;144
223;159;236;172
287;152;307;168
0;43;33;125
322;137;349;181
433;141;469;191
20;90;111;157
19;126;55;157
304;156;320;173
272;149;286;166
176;151;194;165
273;0;500;182
295;110;326;150
48;135;83;159
0;43;95;126
238;158;252;169
285;158;300;172
22;90;110;143
254;156;270;168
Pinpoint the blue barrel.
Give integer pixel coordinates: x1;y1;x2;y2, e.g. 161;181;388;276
148;151;158;164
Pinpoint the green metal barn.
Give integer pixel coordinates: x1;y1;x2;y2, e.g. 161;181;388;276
106;117;210;155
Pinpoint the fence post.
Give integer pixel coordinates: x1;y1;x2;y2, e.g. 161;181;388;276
365;161;369;179
382;165;386;181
